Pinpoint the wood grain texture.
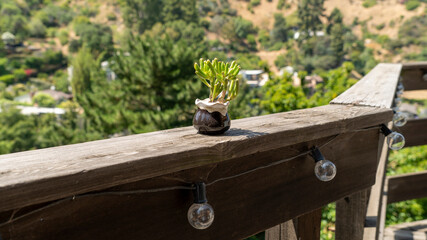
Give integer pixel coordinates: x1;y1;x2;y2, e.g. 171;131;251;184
295;208;322;240
330;63;402;108
401;62;427;90
336;190;369;240
266;209;321;240
265;220;297;240
387;171;427;204
363;126;390;240
384;219;427;240
0;105;392;213
396;118;427;148
0;130;382;240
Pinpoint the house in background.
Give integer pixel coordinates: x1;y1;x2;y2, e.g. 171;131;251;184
14;87;72;105
304;75;324;97
240;70;269;87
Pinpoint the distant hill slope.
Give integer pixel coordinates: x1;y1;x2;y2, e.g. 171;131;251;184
229;0;425;38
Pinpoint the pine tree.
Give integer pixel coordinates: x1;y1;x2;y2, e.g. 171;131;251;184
330;22;344;66
297;0;325;39
271;13;288;43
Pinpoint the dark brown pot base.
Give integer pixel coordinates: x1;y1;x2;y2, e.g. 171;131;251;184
193;109;230;135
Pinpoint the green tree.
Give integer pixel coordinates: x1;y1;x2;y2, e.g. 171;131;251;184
271;13;288;43
326;8;343;34
162;0;198;23
120;0;163;34
74;23;114;57
330;23;344;66
297;0;325;39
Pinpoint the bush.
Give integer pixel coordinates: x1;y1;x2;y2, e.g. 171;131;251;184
28;18;47;38
107;13;117;21
250;0;261;7
69;39;82;53
277;0;286;9
375;23;385;30
0;74;15;85
24;56;43;70
362;0;377;8
33;92;56;107
406;0;420;10
13;69;27;82
58;30;69;46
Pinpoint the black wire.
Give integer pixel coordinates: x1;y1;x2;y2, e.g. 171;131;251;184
0;126;381;227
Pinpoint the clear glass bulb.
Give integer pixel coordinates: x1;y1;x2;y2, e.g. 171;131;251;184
314;160;337;182
397;82;404;92
386;132;405;150
396;89;404;98
187;203;214;229
393;112;408;127
394;97;402;107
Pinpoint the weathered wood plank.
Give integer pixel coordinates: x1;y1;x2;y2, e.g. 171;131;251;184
336;190;369;240
387;171;427;204
396;118;427;147
363;127;390;240
0;105;392;213
265;220;297;240
330;63;402;108
266;208;321;240
295;208;322;240
401;62;427;90
384;219;427;240
0;129;382;240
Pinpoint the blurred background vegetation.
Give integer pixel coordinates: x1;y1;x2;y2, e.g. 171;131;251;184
0;0;426;239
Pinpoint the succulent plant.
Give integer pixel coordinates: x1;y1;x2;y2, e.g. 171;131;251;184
194;58;240;103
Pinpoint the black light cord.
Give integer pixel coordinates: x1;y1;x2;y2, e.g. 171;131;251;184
0;125;381;227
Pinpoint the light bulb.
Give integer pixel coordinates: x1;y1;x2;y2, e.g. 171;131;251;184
396;89;403;98
310;147;337;182
386;132;405;150
188;182;214;230
187;203;214;229
394;97;402;107
397;82;404;92
314;160;337;182
393;112;408;127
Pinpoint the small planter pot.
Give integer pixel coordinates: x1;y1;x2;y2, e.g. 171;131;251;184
193;108;230;135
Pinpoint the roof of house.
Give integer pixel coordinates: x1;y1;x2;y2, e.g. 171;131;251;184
38;89;72;101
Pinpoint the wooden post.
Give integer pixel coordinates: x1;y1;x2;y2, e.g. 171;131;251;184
265;208;322;240
265;220;297;240
336;190;369;240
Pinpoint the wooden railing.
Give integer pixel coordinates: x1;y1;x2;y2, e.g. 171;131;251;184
0;62;425;240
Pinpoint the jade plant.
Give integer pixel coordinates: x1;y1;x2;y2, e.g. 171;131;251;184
194;58;241;103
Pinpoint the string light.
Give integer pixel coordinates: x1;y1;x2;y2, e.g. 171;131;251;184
0;126;382;230
393;111;408;127
310;147;337;182
397;81;404;92
380;124;405;150
394;97;402;107
187;182;214;229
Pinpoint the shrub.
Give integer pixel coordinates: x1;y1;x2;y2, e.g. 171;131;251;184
375;23;385;30
362;0;377;8
58;30;69;46
33;92;56;107
24;56;43;70
250;0;261;7
28;18;47;38
13;69;27;82
0;74;15;85
406;0;420;10
107;13;117;21
69;39;82;53
277;0;286;9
